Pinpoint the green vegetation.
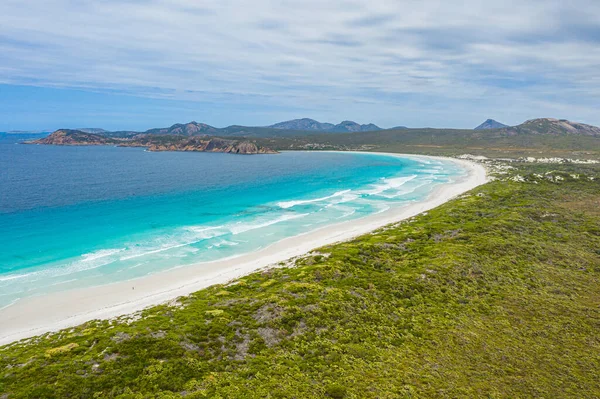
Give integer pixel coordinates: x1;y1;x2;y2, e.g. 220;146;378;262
258;128;600;159
1;162;599;398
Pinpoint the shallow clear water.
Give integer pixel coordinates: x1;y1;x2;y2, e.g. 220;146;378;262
0;133;466;308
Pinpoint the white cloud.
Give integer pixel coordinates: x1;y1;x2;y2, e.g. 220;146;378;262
0;0;599;127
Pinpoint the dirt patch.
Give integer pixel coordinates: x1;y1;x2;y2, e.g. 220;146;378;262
433;229;462;242
290;321;307;338
150;330;166;339
111;332;131;343
103;353;119;362
257;327;282;347
253;304;284;324
233;332;251;360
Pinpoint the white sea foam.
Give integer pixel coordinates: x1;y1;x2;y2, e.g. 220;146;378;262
229;213;308;234
375;180;433;199
323;193;360;207
48;278;78;287
0;273;34;282
332;205;357;219
118;227;228;261
359;175;417;196
277;190;351;209
81;248;124;262
119;241;199;261
0;298;19;311
0;252;121;284
212;239;240;248
115;214;307;260
374;203;392;214
185;225;226;235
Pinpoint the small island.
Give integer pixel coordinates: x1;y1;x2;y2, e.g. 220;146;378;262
27;129;278;155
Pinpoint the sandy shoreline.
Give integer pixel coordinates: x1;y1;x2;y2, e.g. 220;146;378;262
0;154;487;346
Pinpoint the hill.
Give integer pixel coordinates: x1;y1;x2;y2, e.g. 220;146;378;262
474;119;508;130
268;118;335;131
329;120;382;132
32;129;118;145
145;122;221;136
505;118;600;136
269;118;382;132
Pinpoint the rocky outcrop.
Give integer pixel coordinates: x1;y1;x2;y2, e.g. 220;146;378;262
29;130;116;145
146;137;277;154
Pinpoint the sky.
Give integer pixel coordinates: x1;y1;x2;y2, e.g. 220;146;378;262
1;0;599;131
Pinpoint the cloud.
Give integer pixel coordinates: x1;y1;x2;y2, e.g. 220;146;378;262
0;0;599;128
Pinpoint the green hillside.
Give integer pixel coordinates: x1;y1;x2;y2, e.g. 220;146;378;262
258;126;600;159
1;161;599;398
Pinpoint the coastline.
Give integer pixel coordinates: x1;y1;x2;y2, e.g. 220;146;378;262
0;154;487;346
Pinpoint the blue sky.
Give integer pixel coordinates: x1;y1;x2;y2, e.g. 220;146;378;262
1;0;599;131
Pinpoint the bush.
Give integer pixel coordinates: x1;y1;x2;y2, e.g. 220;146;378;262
325;384;347;398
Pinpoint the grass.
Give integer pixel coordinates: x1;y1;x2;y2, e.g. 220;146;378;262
1;163;599;398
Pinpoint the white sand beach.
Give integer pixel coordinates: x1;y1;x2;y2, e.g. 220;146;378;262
0;154;487;346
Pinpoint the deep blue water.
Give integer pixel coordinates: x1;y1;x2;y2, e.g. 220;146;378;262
0;133;466;307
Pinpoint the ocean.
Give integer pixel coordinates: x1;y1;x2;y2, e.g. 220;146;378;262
0;133;466;308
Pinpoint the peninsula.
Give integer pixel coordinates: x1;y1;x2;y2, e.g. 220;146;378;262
28;129;278;155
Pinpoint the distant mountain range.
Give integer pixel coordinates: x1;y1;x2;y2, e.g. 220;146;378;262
24;116;600;156
26;117;599;161
78;119;387;139
268;118;382;133
475;119;509;130
23;116;600;160
12;117;600;140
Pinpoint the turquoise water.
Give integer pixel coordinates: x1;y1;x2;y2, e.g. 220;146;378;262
0;134;466;308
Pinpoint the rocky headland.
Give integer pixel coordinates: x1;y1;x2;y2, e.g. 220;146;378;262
27;130;278;155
